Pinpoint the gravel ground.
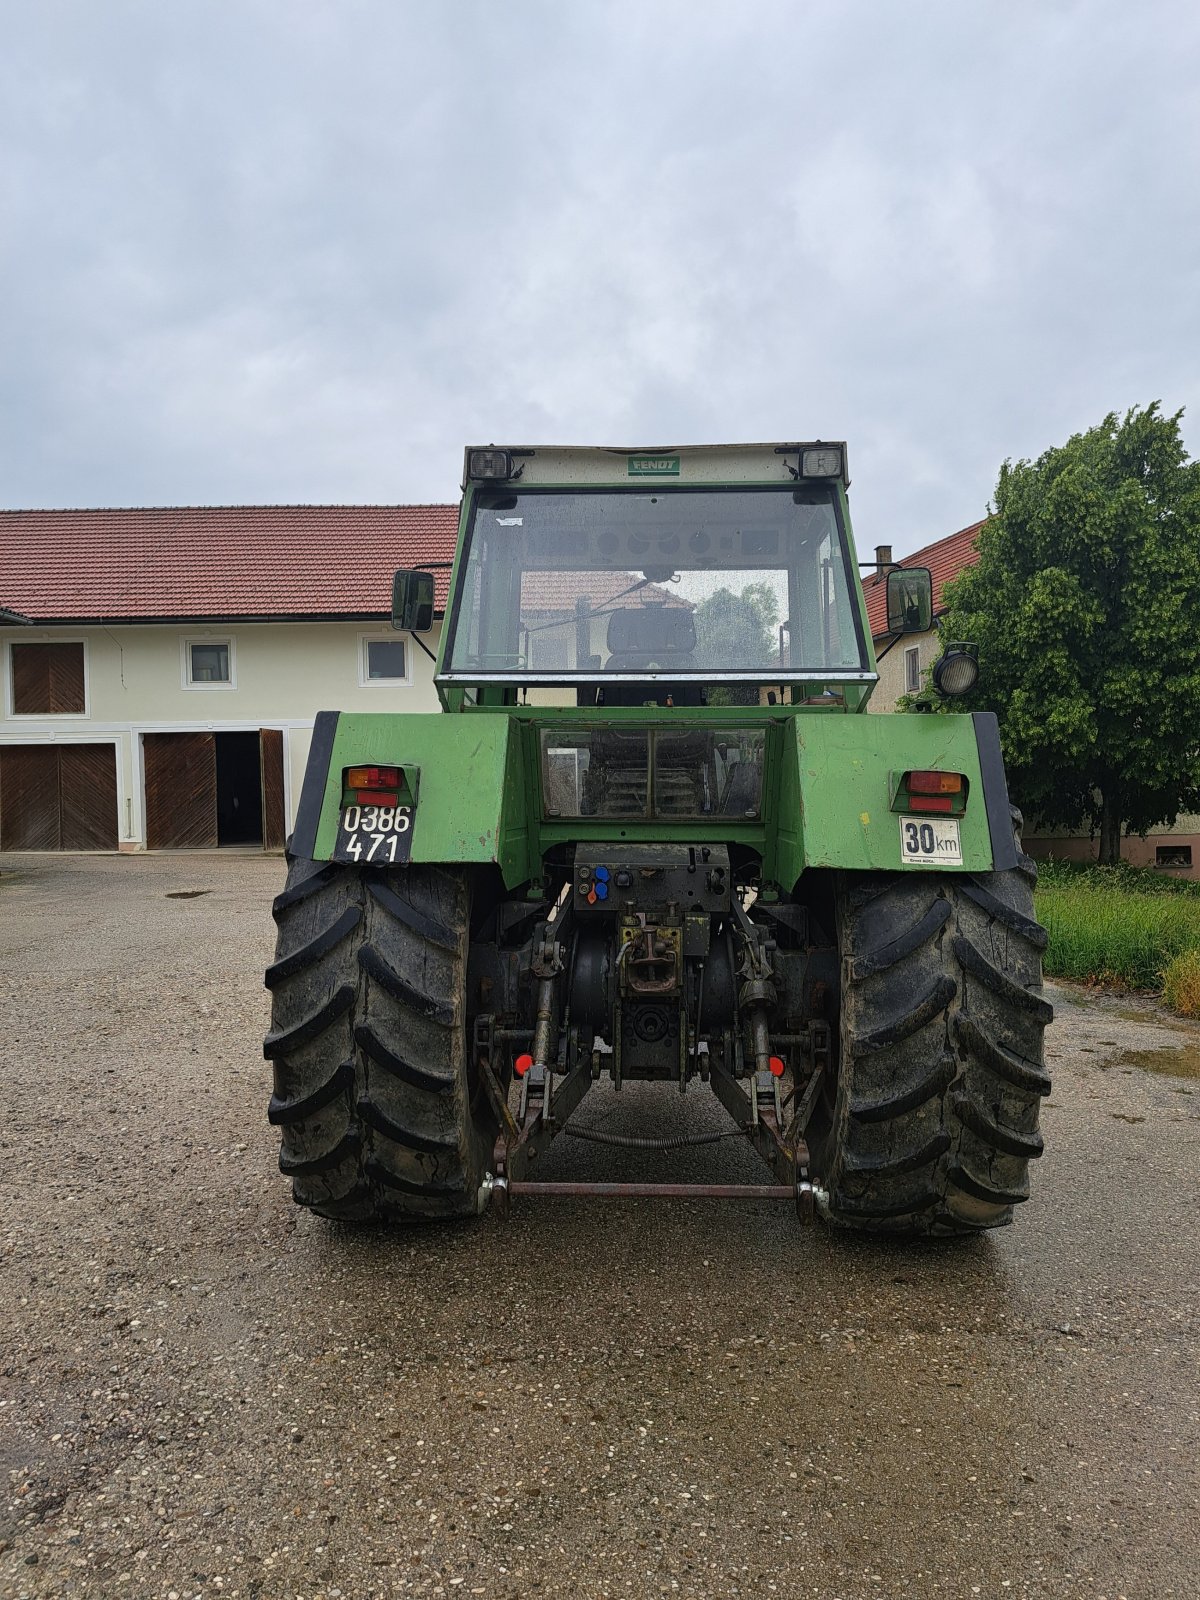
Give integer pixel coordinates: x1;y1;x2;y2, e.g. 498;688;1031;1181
0;852;1197;1600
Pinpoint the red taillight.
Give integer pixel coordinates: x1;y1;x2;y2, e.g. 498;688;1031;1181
354;788;399;806
514;1053;534;1078
907;769;963;795
909;794;954;813
346;765;401;789
768;1055;786;1078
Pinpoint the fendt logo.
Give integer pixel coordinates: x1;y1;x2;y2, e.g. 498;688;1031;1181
627;455;680;476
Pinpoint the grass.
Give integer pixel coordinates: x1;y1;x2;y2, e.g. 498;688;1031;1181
1163;949;1200;1018
1033;857;1200;995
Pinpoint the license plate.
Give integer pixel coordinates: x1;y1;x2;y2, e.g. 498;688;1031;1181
899;816;962;866
333;802;414;865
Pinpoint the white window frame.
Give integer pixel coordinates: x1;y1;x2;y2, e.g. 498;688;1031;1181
359;632;413;689
181;636;236;691
904;645;921;694
6;637;91;720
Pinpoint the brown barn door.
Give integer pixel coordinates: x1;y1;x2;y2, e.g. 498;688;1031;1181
259;728;286;852
0;744;118;850
59;746;119;849
143;732;217;849
0;746;61;848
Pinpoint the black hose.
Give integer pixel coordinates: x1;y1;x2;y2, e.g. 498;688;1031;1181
561;1125;743;1152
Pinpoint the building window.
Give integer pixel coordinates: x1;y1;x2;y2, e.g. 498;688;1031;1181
361;636;410;686
1155;844;1193;868
183;638;234;688
904;645;921;694
9;641;87;715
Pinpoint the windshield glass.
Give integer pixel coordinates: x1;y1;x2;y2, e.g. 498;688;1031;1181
442;486;867;679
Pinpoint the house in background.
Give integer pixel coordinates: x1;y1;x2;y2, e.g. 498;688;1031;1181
863;518;1200;880
862;522;983;712
0;504;457;852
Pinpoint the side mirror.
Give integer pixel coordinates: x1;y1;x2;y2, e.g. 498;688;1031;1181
886;566;933;634
391;569;435;634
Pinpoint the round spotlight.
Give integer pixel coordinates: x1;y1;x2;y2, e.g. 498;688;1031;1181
932;647;979;698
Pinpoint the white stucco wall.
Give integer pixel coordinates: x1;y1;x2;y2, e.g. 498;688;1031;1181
0;619;442;848
867;628;939;711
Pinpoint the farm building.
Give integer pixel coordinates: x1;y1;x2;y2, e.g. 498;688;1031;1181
0;505;456;851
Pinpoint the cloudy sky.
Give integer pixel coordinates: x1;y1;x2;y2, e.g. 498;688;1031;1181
3;1;1198;554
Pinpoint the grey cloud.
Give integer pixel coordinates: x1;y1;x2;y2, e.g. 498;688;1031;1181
2;0;1198;553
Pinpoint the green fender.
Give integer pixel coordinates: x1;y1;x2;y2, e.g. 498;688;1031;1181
290;708;1015;887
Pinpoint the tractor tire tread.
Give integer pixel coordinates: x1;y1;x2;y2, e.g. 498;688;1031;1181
951;1092;1045;1159
951;1014;1052;1096
853;975;958;1053
850;899;952;979
264;856;495;1222
367;879;460;951
262;985;355;1059
848;1052;958;1123
817;814;1050;1238
265;906;363;989
355;1021;456;1094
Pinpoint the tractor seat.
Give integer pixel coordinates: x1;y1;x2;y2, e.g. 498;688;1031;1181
605;604;696;664
597;604;704;707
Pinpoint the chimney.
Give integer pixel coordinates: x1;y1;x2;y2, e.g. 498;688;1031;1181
875;544;893;580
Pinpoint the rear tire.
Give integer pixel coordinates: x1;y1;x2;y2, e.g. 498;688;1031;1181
263;857;495;1221
817;810;1051;1237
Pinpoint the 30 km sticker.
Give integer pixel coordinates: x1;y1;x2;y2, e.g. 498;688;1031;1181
899;816;962;866
333;803;413;865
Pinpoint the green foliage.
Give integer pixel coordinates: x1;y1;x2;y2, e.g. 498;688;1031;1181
695;581;778;662
943;404;1200;860
1035;868;1200;989
697;582;778;705
1035;855;1200;898
1163;948;1200;1016
893;629;954;714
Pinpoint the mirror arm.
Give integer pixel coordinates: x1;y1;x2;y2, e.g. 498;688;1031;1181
411;632;438;664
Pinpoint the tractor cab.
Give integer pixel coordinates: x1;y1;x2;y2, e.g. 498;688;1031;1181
424;444;875;709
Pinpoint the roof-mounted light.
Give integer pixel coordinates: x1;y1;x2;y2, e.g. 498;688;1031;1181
801;446;843;479
467;448;515;482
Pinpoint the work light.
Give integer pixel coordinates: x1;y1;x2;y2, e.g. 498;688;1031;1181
801;446;843;479
467;448;514;481
932;644;979;698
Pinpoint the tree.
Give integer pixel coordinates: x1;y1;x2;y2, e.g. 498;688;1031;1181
942;404;1200;864
695;581;778;665
694;582;779;706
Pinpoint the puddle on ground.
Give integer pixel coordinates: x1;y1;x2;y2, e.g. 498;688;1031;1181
165;890;211;900
1111;1044;1200;1079
1113;1006;1200;1035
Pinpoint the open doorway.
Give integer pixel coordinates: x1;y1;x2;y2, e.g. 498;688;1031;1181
215;732;264;845
142;729;286;850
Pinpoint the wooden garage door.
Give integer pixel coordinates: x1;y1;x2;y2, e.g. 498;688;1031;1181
0;744;118;850
260;728;286;852
143;732;217;849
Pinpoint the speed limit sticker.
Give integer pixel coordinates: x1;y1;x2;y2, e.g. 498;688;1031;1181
899;816;962;866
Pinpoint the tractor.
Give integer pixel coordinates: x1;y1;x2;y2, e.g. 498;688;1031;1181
263;443;1050;1236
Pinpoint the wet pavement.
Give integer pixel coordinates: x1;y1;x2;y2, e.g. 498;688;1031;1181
0;853;1197;1599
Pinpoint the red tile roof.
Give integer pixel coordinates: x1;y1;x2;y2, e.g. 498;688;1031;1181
0;504;460;622
521;571;690;610
863;520;985;639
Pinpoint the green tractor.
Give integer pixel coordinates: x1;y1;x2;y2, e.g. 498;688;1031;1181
264;443;1050;1237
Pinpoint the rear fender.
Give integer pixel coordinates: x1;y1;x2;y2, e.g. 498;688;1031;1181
290;711;534;886
774;711;1015;881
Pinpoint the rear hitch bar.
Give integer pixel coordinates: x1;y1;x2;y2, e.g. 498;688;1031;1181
481;1173;820;1220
